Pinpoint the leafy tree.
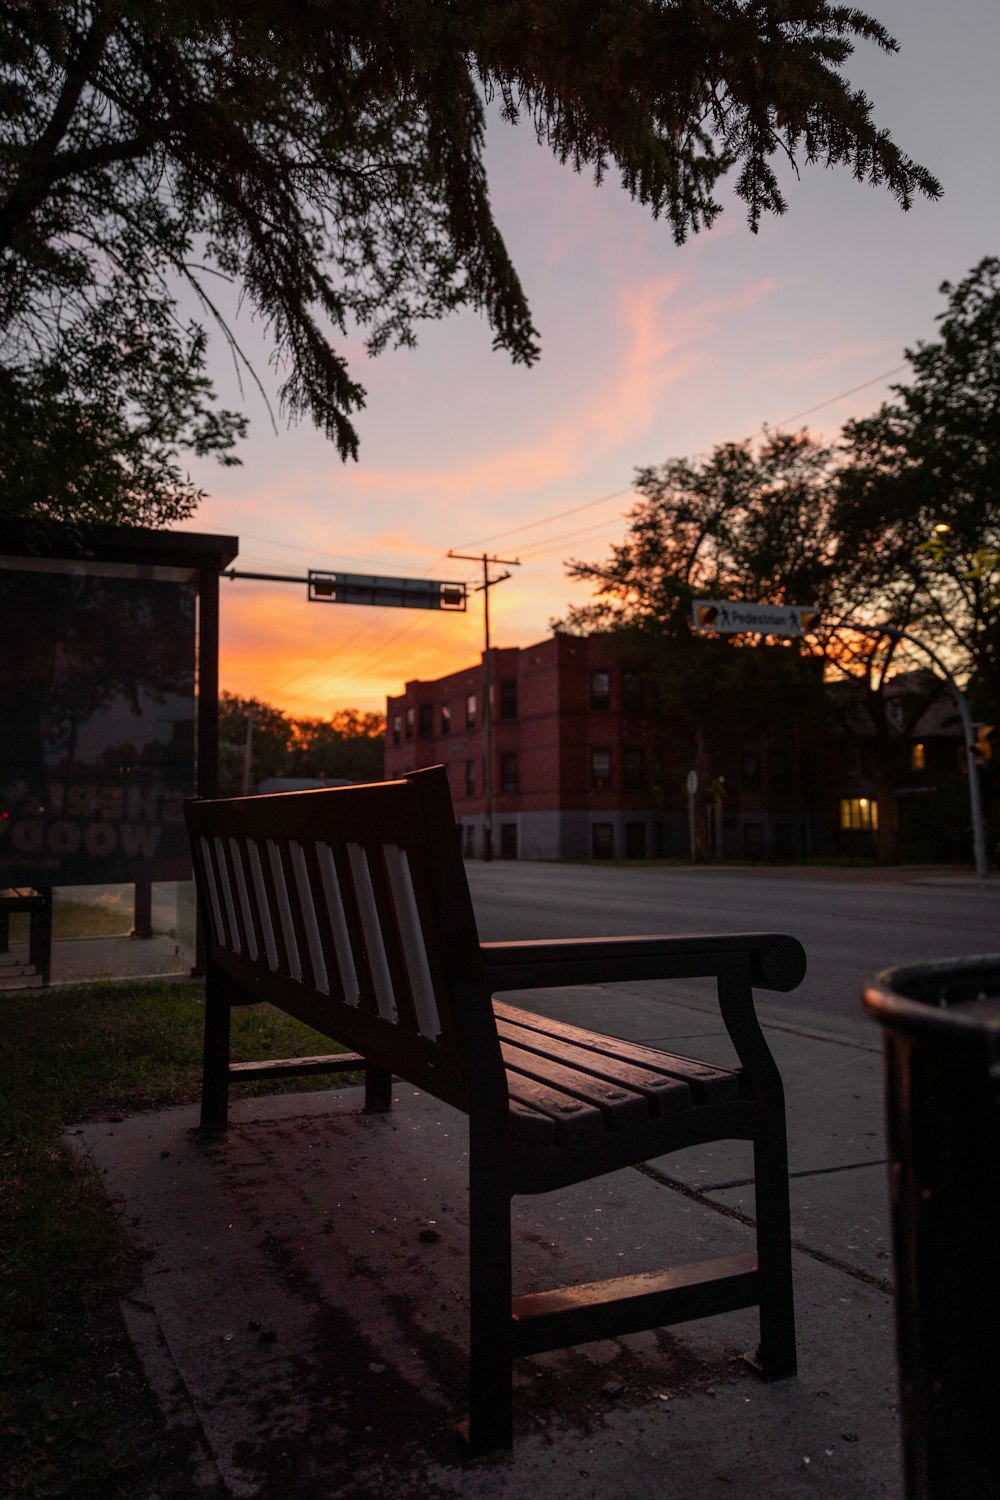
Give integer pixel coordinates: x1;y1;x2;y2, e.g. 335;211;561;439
559;428;959;861
217;692;385;793
2;0;940;525
559;430;837;853
290;709;386;784
218;693;293;793
834;258;1000;725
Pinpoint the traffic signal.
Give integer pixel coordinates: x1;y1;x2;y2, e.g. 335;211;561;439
972;723;995;764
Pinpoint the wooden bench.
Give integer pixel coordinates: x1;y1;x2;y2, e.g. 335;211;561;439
185;765;805;1453
0;886;53;987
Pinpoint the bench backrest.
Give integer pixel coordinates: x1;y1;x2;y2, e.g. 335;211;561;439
185;766;503;1113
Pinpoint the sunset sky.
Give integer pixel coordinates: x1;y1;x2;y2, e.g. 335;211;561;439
180;0;999;720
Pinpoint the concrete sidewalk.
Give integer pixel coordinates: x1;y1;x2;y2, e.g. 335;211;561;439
69;980;904;1500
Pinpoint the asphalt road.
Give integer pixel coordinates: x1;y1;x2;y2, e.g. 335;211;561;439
466;861;1000;1032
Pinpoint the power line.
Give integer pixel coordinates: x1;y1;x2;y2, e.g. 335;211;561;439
451;488;632;550
770;363;908;430
514;513;636;560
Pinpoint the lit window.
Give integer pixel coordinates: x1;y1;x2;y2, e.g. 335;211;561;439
465;693;477;729
840;797;879;831
911;741;925;771
440;704;451;735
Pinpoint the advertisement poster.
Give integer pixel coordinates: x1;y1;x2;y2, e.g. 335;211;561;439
0;559;197;886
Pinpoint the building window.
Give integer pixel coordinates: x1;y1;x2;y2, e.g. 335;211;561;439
625;822;646;859
440;703;451;735
592;822;614;859
840;797;878;831
741;751;761;792
465;692;477;729
911;741;925;771
622;671;643;714
405;707;414;739
500;823;518;859
590;747;612;789
500;752;518;794
770;750;792;793
462;823;475;857
623;747;644;790
465;760;476;797
498;679;518;720
590;670;611;710
418;702;434;739
743;823;765;859
392;714;402;746
651;749;663;791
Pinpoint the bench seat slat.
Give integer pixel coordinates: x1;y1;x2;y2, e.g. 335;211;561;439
502;1041;653;1128
503;1073;607;1142
494;1001;740;1104
496;1016;693;1117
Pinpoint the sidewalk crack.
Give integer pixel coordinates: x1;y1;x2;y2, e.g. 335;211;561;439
633;1162;893;1296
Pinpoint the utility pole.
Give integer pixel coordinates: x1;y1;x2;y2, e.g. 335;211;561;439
448;551;521;860
241;705;255;796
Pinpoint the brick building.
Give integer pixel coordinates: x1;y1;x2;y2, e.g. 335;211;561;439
386;633;832;861
386;635;971;863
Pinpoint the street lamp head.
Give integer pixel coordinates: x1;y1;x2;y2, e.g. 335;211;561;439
933;522;952;535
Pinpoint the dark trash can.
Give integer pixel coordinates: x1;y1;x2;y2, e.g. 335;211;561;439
863;955;1000;1500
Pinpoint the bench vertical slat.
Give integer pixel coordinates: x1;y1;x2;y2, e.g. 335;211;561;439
363;842;423;1036
214;836;242;953
199;835;227;947
347;842;398;1023
290;840;330;996
267;839;303;982
315;841;361;1006
229;837;259;963
383;844;442;1041
247;837;279;971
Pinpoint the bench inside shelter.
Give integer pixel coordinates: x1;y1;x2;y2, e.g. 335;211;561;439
185;765;805;1453
0;886;52;987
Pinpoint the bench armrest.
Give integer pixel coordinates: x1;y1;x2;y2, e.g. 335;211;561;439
480;933;806;994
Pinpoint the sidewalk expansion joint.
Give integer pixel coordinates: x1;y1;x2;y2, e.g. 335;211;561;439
633;1162;894;1297
702;1158;888;1192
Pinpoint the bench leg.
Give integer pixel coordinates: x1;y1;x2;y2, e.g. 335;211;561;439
466;1151;514;1452
749;1121;797;1380
364;1065;393;1113
200;967;231;1129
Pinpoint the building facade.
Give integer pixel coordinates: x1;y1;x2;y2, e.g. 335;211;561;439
387;634;835;861
386;635;972;863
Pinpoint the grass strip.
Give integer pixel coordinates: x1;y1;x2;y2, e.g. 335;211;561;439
8;899;134;943
0;978;349;1498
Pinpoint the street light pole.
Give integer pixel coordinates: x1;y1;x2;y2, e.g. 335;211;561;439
448;550;520;860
